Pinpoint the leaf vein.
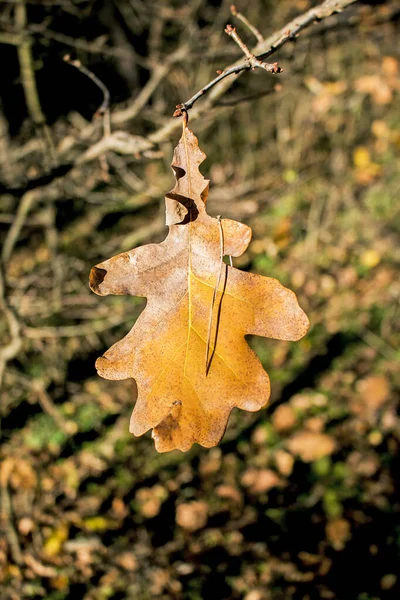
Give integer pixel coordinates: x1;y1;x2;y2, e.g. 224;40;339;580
189;324;240;380
190;269;253;306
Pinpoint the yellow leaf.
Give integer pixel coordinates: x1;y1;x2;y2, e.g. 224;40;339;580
90;126;309;452
43;524;69;557
360;249;381;269
82;516;111;531
353;146;371;168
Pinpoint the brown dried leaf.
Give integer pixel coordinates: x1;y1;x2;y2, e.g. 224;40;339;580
241;468;282;495
356;374;390;411
286;431;336;462
176;500;208;532
90;125;309;452
275;450;294;477
272;404;297;432
325;518;351;551
216;484;243;505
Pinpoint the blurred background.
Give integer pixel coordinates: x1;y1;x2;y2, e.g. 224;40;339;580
0;0;399;598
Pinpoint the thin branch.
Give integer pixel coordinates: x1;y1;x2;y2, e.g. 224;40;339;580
14;0;45;127
0;0;360;195
75;131;153;165
0;459;23;565
63;55;110;125
0;264;22;392
230;4;264;44
33;382;76;434
173;64;251;117
112;44;188;125
64;55;111;177
0;132;154;197
174;26;281;117
24;314;130;338
14;0;56;165
256;0;359;62
173;0;358;117
216;85;279;107
0;31;24;45
0;187;57;391
29;26;126;58
2;190;37;265
225;24;281;72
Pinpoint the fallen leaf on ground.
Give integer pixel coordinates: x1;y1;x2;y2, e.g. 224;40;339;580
216;484;243;504
241;468;282;494
286;431;336;462
275;450;294;476
43;524;69;557
135;484;167;518
114;552;138;572
356;374;390;411
326;518;351;550
176;500;208;532
272;404;297;432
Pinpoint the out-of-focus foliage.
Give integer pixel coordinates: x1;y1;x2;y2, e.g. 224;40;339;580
0;0;399;599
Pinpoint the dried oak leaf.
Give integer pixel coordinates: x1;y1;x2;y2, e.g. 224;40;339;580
90;125;309;452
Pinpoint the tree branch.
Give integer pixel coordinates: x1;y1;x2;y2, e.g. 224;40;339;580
0;0;360;196
173;24;282;117
230;4;264;45
173;0;359;117
0;264;22;392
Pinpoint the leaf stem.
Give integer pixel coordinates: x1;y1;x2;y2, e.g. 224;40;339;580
205;216;224;375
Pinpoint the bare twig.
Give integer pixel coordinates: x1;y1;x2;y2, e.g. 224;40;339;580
29;26;126;57
63;55;110;127
0;131;155;197
112;45;188;125
0;0;360;196
0;31;24;46
24;314;130;338
14;0;45;127
173;29;281;118
225;24;281;72
64;55;111;177
0;459;23;565
14;0;56;164
2;191;36;265
230;4;264;44
75;131;153;165
173;0;358;117
0;105;13;185
171;64;250;117
0;188;57;391
0;265;22;392
24;555;58;578
256;0;359;62
33;382;76;434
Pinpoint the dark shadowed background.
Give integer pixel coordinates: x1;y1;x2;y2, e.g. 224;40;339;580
0;0;399;599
